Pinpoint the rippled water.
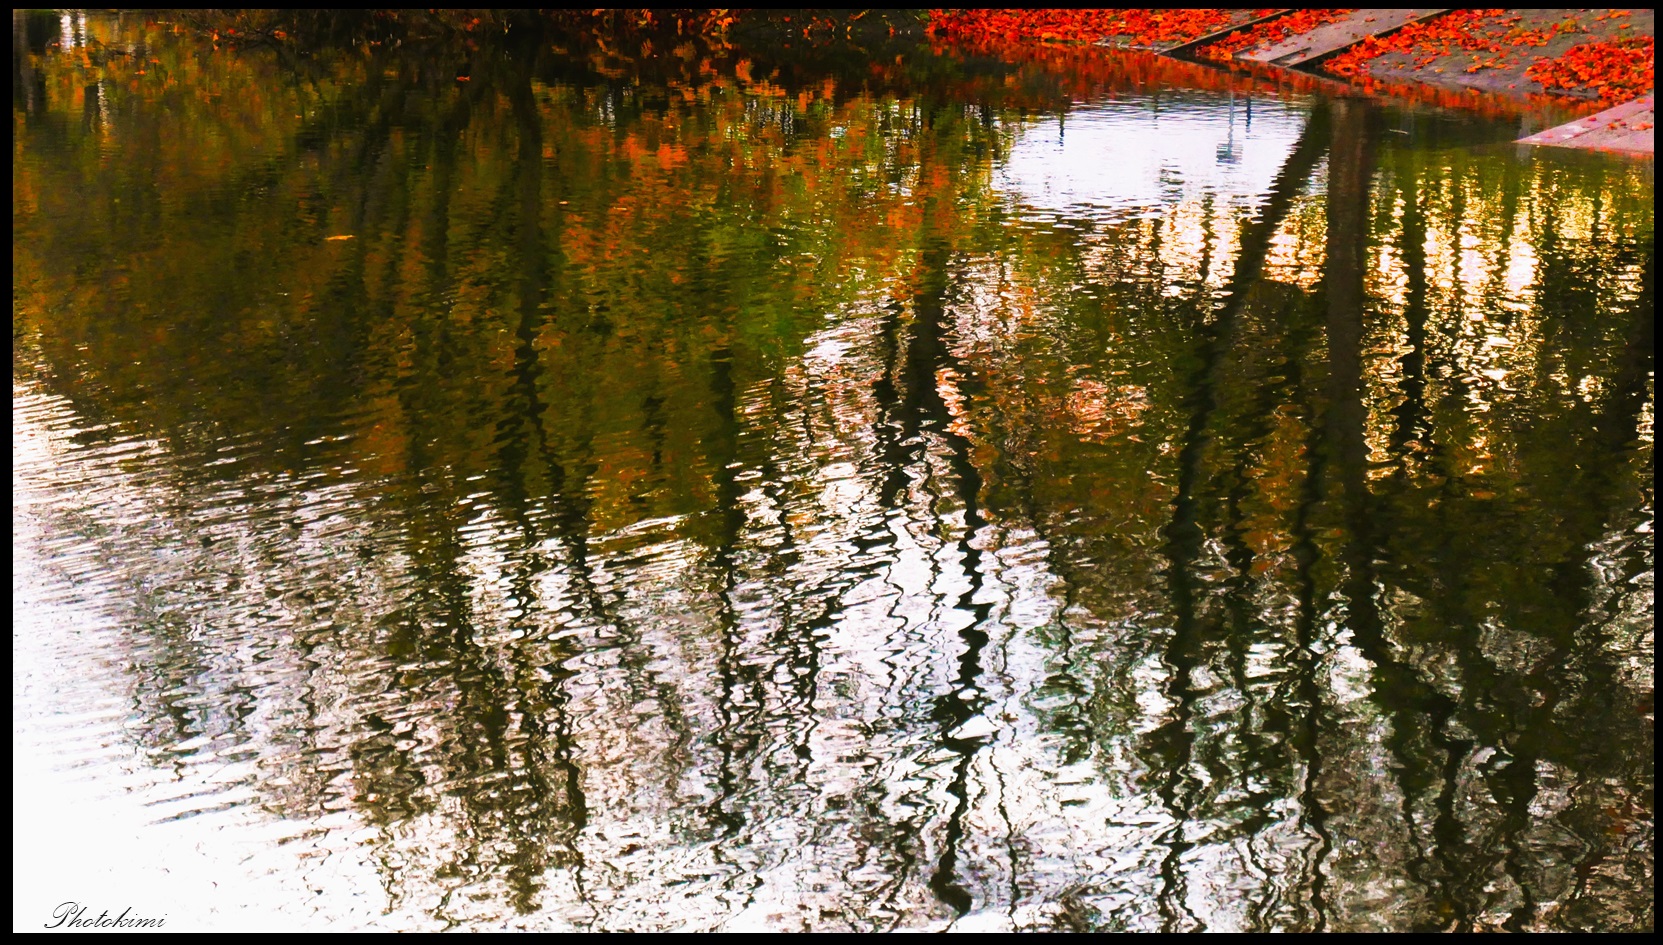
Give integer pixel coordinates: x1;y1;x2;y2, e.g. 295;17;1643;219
12;11;1654;932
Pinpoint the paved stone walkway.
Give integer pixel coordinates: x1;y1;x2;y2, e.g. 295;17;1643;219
1518;93;1654;154
1240;10;1448;66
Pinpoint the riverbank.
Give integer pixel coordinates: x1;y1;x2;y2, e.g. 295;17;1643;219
925;8;1655;152
927;9;1652;102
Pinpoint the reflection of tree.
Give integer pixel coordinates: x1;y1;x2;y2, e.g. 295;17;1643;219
938;88;1651;930
903;230;994;918
12;13;1654;933
1331;136;1655;933
1143;101;1332;931
1319;98;1382;929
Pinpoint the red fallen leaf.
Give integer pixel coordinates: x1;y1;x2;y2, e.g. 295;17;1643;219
1323;10;1511;79
928;9;1280;48
1526;36;1653;103
924;16;1598;122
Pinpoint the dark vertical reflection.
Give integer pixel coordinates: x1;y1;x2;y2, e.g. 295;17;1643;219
1493;246;1654;932
860;293;933;924
1352;144;1473;930
1316;97;1380;930
907;227;994;919
1151;102;1331;932
702;341;760;900
489;68;588;914
1284;330;1335;931
12;10;53;117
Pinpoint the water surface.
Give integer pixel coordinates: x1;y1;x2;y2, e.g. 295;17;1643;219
12;11;1654;932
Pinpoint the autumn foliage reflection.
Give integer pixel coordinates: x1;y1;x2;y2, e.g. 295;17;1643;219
12;11;1656;933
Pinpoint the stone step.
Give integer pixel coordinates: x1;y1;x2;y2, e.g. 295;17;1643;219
1239;9;1450;67
1161;9;1294;59
1518;93;1655;154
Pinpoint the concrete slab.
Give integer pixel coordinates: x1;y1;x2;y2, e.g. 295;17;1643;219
1241;9;1448;66
1518;93;1654;153
1162;10;1293;59
1094;8;1293;52
1354;9;1654;101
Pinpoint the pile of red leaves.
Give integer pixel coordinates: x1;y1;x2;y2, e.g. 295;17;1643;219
1322;9;1652;105
1196;9;1353;62
1322;9;1508;78
927;9;1274;48
1526;36;1655;103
